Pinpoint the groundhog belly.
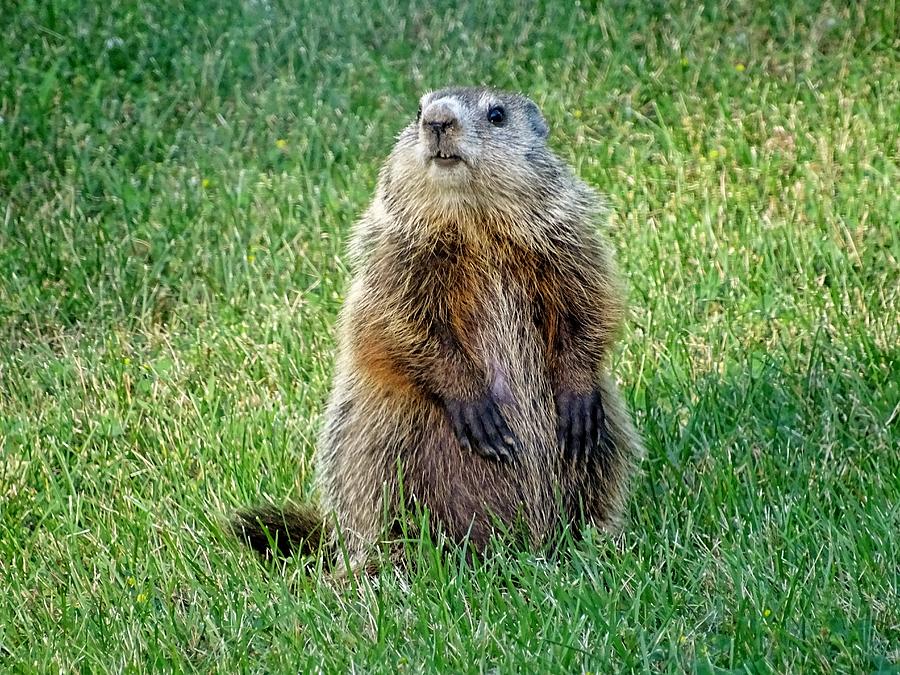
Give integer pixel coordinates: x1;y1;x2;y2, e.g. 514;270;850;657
400;397;557;550
402;286;561;550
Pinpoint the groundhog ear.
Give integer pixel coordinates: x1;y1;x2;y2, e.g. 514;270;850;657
525;101;549;139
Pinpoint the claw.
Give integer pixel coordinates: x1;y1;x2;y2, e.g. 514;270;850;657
444;393;519;462
556;386;606;464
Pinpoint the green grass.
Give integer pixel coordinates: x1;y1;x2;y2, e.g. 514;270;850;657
1;0;898;671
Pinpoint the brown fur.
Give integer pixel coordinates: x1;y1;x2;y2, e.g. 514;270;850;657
234;87;644;572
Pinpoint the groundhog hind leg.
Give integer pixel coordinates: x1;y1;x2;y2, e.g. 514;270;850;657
562;372;643;534
317;387;411;573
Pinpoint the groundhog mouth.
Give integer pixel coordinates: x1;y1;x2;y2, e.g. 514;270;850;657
431;152;464;168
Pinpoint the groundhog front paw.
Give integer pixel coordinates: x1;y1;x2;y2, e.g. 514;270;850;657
556;388;608;463
445;395;519;462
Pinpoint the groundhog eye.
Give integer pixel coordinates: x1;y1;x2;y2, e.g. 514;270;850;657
487;105;506;127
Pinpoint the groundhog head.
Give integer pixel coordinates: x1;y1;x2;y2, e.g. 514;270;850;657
381;87;571;215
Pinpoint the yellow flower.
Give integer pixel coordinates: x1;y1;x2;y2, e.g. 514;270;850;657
708;149;720;160
247;254;256;263
680;57;689;66
275;138;288;150
201;178;211;188
763;608;772;618
136;593;148;603
123;357;131;366
126;576;136;587
573;109;582;119
735;63;746;72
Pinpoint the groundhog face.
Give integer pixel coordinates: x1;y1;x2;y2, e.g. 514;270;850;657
388;87;553;200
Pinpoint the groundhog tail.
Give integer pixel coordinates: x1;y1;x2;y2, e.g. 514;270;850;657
231;503;329;559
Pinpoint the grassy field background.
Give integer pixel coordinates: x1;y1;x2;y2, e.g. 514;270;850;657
1;0;897;671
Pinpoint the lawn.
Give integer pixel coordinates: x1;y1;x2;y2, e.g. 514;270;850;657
1;0;897;671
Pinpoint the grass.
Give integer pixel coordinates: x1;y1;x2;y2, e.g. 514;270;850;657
1;0;897;671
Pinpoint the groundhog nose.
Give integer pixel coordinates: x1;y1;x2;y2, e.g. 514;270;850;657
426;120;454;135
421;101;460;136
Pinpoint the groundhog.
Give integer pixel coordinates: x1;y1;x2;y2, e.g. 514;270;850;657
233;86;644;571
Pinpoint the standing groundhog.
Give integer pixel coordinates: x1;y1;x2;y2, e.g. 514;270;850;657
234;86;644;571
